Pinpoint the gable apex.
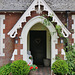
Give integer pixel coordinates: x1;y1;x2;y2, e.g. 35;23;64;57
8;0;71;38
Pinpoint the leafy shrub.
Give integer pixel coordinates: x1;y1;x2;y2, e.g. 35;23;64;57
0;63;11;75
52;60;69;75
56;25;63;37
29;64;38;71
66;48;75;75
11;60;30;75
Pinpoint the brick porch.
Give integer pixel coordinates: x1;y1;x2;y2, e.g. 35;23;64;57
35;67;51;75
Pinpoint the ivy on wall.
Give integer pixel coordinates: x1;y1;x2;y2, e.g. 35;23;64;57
41;14;63;38
41;14;75;75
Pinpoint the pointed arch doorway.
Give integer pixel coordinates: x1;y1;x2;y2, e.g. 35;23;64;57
27;23;51;66
20;16;58;67
30;31;46;66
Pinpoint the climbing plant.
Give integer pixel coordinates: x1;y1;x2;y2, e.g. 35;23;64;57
41;14;64;37
65;43;75;75
55;25;63;37
41;14;75;75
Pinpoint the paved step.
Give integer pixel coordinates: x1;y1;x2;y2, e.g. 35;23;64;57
35;67;51;75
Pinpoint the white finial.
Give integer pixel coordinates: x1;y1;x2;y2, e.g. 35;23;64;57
38;0;41;14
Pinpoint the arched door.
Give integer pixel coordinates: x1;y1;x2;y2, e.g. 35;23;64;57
30;31;46;66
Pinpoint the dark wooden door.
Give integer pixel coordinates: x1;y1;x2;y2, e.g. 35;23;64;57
30;31;46;65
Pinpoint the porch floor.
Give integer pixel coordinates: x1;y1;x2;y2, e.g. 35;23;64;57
35;67;51;75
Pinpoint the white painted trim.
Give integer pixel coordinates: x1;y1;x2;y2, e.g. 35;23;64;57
40;0;71;37
61;49;66;60
20;49;23;55
72;15;75;45
0;15;5;56
55;49;58;55
11;49;17;61
54;39;58;55
61;49;65;55
20;16;58;65
8;0;71;38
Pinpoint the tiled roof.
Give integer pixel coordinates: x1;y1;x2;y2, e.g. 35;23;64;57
0;0;75;11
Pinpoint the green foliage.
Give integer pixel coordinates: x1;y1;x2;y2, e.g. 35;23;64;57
42;12;75;75
64;23;67;27
65;44;75;75
63;37;75;75
52;60;69;75
47;16;53;21
43;19;51;26
42;14;53;26
29;64;38;71
56;25;63;37
11;60;30;75
41;14;64;37
55;54;62;60
56;25;61;29
0;63;11;75
66;44;73;51
63;38;68;45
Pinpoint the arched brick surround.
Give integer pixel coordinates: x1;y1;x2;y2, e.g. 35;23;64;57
20;16;58;65
10;11;65;64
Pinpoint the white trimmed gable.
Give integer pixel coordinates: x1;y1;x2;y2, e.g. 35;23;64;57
8;0;71;38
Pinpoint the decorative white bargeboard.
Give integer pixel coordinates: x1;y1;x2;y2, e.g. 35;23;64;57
8;0;71;38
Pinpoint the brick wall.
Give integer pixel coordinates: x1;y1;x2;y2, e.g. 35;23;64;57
0;11;74;67
0;13;22;67
56;38;64;60
56;12;74;44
